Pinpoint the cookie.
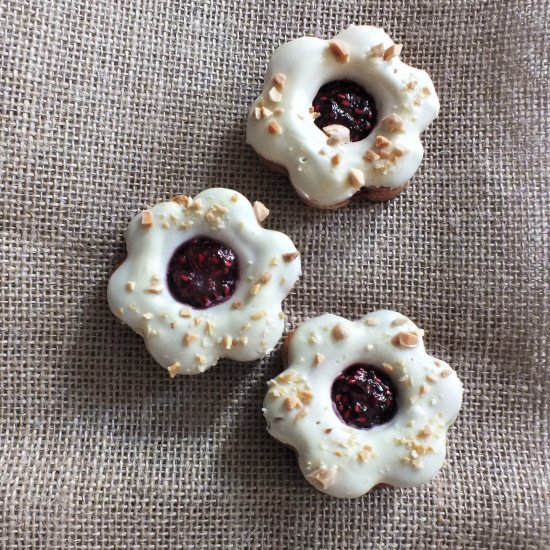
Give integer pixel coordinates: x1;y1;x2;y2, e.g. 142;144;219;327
263;311;463;497
246;25;440;209
108;188;301;375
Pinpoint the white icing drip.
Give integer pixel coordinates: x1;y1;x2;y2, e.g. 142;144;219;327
246;25;440;208
108;188;301;375
263;310;463;497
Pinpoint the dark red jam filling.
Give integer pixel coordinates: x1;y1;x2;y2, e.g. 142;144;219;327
166;236;239;310
312;80;377;142
331;364;398;429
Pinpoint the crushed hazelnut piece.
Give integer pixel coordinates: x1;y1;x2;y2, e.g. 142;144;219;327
298;389;314;404
253;200;270;222
194;318;202;326
171;195;190;206
231;193;239;202
282;251;300;262
383;43;402;61
348;168;365;189
392;146;406;157
268;120;282;135
183;332;197;346
357;447;373;462
205;204;228;228
419;383;430;395
179;308;192;318
332;323;350;340
231;301;242;310
145;283;163;294
392;317;408;326
393;331;420;348
240;323;251;333
422;86;431;96
254;106;273;120
167;362;180;378
251;310;266;320
441;370;452;378
383;113;404;133
306;467;337;490
409;395;419;404
190;199;202;211
323;124;351;145
370;43;385;57
205;320;215;336
426;374;438;383
366;317;380;326
331;153;341;166
222;335;233;350
284;396;302;410
239;336;249;346
142;313;153;320
313;353;325;366
268;86;282;102
329;40;350;63
417;426;433;438
406;80;418;90
195;354;206;366
270;256;279;266
250;284;261;296
259;272;272;284
324;428;332;434
126;281;136;291
382;362;394;372
295;408;309;422
375;135;391;148
141;210;153;226
364;149;380;162
272;73;286;90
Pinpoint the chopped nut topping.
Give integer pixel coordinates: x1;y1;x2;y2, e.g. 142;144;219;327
313;353;325;366
391;317;407;326
179;308;192;318
145;282;163;294
171;195;191;206
274;107;284;116
254;106;273;120
298;389;314;404
417;426;433;438
441;369;452;378
383;113;404;133
357;446;373;462
364;149;380;162
167;362;180;378
239;336;249;346
383;43;402;60
392;146;406;157
141;210;153;227
259;272;272;284
205;204;228;229
205;320;215;336
409;395;419;404
142;312;153;320
324;428;332;434
269;389;282;399
323;124;351;145
419;383;430;395
231;301;242;310
295;408;309;422
231;193;239;202
194;318;202;326
250;283;261;296
183;332;197;346
282;251;300;262
393;331;420;348
422;86;431;96
366;317;380;326
270;256;279;266
240;323;251;333
253;200;270;222
284;396;302;410
332;323;350;340
406;80;418;90
370;43;385;57
126;281;136;291
222;335;233;350
268;86;282;102
190;199;202;211
278;311;285;320
268;120;282;135
250;310;266;320
329;40;350;63
306;466;337;489
272;73;286;91
331;153;341;166
426;374;438;384
382;362;394;372
195;354;206;366
375;135;391;148
348;168;365;189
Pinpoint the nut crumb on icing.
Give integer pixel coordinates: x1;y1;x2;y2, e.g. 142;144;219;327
328;40;350;63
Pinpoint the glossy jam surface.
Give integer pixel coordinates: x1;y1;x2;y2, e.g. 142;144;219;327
312;80;378;142
167;237;239;309
331;364;398;429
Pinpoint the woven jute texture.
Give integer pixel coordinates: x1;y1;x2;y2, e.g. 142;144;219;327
1;0;548;548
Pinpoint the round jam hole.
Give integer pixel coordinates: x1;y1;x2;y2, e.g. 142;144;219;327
312;80;377;142
166;236;239;310
331;364;398;429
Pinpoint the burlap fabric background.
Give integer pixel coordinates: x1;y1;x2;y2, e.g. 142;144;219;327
1;0;549;548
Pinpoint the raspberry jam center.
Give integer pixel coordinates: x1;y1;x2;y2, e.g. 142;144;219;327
312;80;377;142
331;364;398;429
166;236;239;310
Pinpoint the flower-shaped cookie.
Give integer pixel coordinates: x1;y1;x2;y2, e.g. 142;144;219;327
108;188;301;375
246;25;440;208
263;310;462;498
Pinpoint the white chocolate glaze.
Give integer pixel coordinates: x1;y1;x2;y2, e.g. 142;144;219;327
108;188;301;375
263;310;462;498
246;25;440;208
